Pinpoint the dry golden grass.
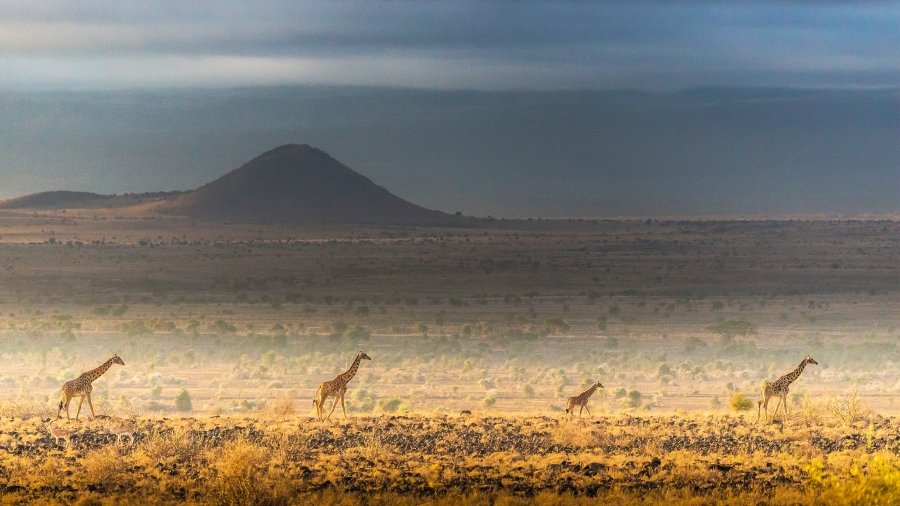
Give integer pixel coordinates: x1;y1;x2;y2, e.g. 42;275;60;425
0;412;894;503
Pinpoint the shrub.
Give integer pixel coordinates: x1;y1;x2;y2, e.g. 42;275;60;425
729;393;753;411
543;318;570;335
139;427;198;464
706;320;756;341
330;321;348;335
626;390;642;408
0;397;49;419
206;440;285;506
269;396;295;418
175;389;193;412
83;446;128;487
212;319;237;334
343;325;370;341
827;391;870;424
378;398;403;413
684;336;707;353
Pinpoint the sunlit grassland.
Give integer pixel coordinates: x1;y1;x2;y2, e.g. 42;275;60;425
0;215;897;503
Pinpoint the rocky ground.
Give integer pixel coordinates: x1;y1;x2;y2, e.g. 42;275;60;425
0;413;898;504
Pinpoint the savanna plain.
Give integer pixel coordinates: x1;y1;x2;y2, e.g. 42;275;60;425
0;211;898;504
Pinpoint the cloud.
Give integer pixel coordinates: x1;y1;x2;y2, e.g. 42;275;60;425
0;1;896;89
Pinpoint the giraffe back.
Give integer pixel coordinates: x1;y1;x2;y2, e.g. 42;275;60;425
62;376;91;396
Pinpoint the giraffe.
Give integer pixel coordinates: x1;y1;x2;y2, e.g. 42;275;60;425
313;351;371;420
565;381;604;418
757;355;818;423
56;354;125;421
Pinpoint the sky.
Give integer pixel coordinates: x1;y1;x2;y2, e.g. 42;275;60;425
0;1;898;218
1;1;898;91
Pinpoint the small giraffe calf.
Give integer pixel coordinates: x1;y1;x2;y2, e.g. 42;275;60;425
107;419;136;446
47;422;74;449
565;381;604;418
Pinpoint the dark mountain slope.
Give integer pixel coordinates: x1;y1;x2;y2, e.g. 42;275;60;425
151;144;467;224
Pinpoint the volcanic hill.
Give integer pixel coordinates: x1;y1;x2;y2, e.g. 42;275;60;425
150;144;464;224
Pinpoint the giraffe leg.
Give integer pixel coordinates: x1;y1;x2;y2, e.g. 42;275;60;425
326;395;340;420
340;392;347;419
772;397;783;421
75;397;84;421
762;396;770;423
316;394;328;421
86;394;96;420
783;395;789;418
584;405;592;417
578;405;584;418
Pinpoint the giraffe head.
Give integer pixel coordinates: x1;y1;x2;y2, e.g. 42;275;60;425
596;381;604;389
359;351;371;361
111;354;125;366
805;356;818;366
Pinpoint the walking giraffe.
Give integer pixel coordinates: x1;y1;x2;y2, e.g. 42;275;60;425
56;354;125;421
565;381;604;418
313;351;371;420
757;355;818;423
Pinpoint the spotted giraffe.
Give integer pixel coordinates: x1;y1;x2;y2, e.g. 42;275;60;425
757;355;818;423
313;351;371;420
565;381;604;417
56;354;125;421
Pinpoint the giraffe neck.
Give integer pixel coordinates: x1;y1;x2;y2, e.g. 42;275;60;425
84;358;115;383
783;360;808;385
582;383;599;398
339;354;364;384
